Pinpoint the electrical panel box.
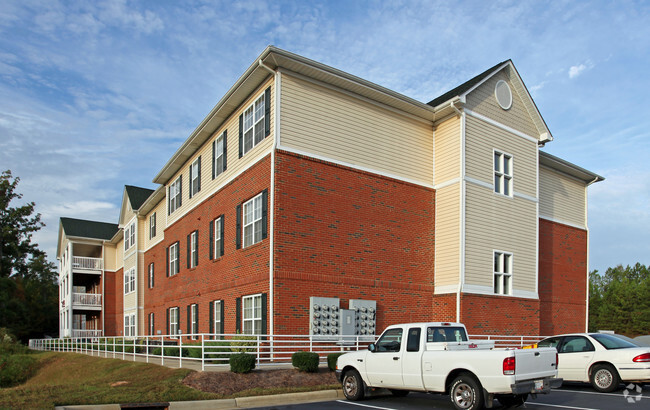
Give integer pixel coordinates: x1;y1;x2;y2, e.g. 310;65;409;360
339;309;356;342
309;297;340;337
349;299;377;339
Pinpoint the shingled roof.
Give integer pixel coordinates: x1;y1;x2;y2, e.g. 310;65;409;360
427;60;510;108
60;217;119;240
125;185;154;211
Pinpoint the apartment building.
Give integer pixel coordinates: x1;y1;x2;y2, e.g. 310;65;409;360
57;46;602;339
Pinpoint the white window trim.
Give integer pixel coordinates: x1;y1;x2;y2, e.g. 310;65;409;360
493;250;513;296
124;313;136;337
242;93;265;155
213;300;222;335
243;193;263;248
124;268;136;295
214;133;225;177
214;217;222;258
243;293;263;335
169;176;182;214
169;242;179;276
148;263;154;288
150;213;156;239
169;307;179;339
190;231;198;268
191;303;198;340
149;312;155;335
190;158;200;197
494;149;513;197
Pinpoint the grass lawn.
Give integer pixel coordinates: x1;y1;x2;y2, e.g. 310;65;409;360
0;352;218;408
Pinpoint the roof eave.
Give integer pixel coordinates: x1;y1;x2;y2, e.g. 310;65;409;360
540;151;604;184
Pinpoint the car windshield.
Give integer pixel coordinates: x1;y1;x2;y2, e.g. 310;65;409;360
591;333;638;350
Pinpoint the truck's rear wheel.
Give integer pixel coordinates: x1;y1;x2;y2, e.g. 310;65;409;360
496;393;528;408
342;369;365;401
450;374;484;410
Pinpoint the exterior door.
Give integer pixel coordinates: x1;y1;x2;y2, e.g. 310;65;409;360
401;327;424;389
365;328;404;387
557;336;596;381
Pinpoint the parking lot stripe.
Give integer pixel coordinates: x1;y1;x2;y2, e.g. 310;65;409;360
336;400;397;410
527;403;599;410
555;388;648;399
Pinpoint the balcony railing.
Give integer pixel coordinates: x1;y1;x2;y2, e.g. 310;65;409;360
72;256;103;271
72;292;102;307
71;329;103;338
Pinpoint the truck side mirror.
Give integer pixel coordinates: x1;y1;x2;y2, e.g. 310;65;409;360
368;343;376;352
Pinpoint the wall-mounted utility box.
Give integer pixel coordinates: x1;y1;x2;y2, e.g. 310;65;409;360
309;297;340;337
349;299;377;339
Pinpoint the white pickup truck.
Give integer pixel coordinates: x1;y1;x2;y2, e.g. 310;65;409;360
336;322;562;409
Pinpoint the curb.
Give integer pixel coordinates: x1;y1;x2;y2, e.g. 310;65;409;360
54;389;345;410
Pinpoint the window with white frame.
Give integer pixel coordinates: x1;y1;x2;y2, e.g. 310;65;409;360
124;222;135;251
148;263;154;288
169;176;182;214
214;216;223;258
169;307;179;338
189;157;201;198
169;242;179;276
494;251;513;295
494;151;513;196
243;194;263;247
213;300;222;335
124;268;135;294
149;213;156;239
190;303;198;339
242;94;265;155
149;312;155;335
190;230;198;268
124;313;136;337
213;132;226;178
243;294;263;334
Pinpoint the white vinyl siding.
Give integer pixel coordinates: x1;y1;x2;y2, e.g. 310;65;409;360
539;166;587;228
434;116;461;185
280;74;433;185
434;185;461;290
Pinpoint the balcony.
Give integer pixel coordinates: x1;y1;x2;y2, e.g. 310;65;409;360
72;293;102;309
71;329;103;338
72;256;103;272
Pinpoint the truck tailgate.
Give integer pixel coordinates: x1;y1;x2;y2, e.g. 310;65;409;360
513;347;557;381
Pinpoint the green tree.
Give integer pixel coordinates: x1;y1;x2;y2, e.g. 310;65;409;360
0;170;58;341
589;263;650;336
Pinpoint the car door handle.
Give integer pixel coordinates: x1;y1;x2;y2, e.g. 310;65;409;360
393;357;400;361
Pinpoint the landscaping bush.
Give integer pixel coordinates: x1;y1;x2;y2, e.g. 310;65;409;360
229;353;256;373
204;340;232;364
292;351;319;373
0;354;39;387
327;352;345;371
229;334;257;353
0;328;29;355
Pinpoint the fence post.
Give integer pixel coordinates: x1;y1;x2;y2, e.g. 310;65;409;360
257;335;261;368
201;334;205;371
146;336;149;364
161;335;164;367
122;338;125;361
179;336;183;368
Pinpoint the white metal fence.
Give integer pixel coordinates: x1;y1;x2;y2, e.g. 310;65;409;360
72;256;103;270
29;332;545;371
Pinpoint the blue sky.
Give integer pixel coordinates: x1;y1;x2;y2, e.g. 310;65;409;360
1;0;648;274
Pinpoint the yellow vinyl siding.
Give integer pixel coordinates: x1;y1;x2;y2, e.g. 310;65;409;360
144;199;165;250
104;245;116;271
465;115;537;199
116;239;124;270
137;217;145;250
464;184;537;293
166;78;274;227
539;166;586;228
280;75;433;185
434;116;461;184
465;69;539;139
434;184;461;290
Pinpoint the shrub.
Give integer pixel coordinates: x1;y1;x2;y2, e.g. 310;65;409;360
292;351;319;373
327;352;345;371
0;328;29;355
229;334;257;353
0;354;39;387
229;353;256;373
204;340;232;364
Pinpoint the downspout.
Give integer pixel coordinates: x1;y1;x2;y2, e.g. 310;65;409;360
258;59;277;340
584;176;598;332
451;99;464;323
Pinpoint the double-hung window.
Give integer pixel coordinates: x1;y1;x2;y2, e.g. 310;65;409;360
239;88;270;157
149;312;155;335
124;222;135;251
169;307;179;338
211;300;223;336
494;151;513;196
189;157;201;198
189;303;198;339
148;263;154;288
212;131;227;178
188;231;198;268
168;242;179;276
168;176;182;214
210;215;224;259
494;251;513;295
243;294;263;335
243;194;263;247
149;213;156;239
124;313;135;337
124;268;135;294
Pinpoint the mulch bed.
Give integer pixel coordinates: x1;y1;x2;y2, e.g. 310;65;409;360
183;368;339;396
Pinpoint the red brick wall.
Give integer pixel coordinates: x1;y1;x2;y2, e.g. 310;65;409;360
538;218;588;335
273;151;435;334
461;294;540;335
104;268;123;336
144;155;271;337
432;293;457;321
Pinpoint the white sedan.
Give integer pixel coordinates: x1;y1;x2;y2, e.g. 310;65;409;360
537;333;650;392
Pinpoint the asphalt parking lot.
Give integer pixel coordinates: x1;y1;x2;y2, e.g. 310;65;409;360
254;383;649;410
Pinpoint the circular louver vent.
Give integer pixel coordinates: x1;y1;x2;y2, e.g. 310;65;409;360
495;80;512;110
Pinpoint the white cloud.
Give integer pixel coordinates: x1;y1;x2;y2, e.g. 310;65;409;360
569;64;587;78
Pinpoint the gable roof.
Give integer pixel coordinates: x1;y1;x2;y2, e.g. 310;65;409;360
124;185;154;211
60;217;119;240
427;60;510;108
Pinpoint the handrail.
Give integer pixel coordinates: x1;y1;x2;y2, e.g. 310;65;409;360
72;293;102;306
72;256;103;270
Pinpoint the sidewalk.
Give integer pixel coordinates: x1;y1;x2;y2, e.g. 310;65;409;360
55;389;345;410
